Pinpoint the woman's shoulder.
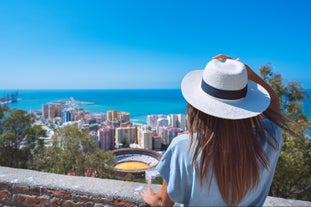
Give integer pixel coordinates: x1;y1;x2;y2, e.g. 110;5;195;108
169;133;190;148
163;133;191;156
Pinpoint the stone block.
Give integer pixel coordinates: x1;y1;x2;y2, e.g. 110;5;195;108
50;197;64;207
0;190;10;201
12;184;30;192
63;200;93;207
47;189;71;198
12;194;49;207
0;183;11;190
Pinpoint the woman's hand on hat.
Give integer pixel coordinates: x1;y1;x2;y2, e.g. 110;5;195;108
213;53;280;113
213;54;240;62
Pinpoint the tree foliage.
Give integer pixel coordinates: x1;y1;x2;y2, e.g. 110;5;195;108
32;125;116;178
0;107;46;168
260;64;311;201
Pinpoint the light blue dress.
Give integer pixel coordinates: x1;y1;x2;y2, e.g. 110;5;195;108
157;119;282;206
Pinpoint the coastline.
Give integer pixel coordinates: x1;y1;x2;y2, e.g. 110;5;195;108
1;89;187;124
1;88;310;125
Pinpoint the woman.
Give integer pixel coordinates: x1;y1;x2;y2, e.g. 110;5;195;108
141;54;289;206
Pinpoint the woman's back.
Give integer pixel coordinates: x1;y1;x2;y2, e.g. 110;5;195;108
157;118;282;206
141;55;289;207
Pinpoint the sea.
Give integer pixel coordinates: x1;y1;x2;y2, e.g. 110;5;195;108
1;89;311;125
1;89;187;124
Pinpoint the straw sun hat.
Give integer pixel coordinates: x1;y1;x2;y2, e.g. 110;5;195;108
181;59;271;120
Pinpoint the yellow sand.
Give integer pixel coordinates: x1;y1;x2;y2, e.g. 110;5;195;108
114;161;149;170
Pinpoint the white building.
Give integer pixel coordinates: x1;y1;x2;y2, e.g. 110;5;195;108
157;117;169;127
158;126;184;145
168;114;186;130
137;126;153;150
115;126;137;147
147;114;166;128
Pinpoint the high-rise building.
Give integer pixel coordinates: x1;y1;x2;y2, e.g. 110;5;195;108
157;117;169;127
147;114;166;128
168;114;186;130
98;126;115;151
73;108;85;121
119;112;130;123
177;114;187;131
115;126;137;147
107;110;130;127
42;103;63;120
158;126;184;145
42;104;49;119
137;126;153;150
156;117;169;135
62;108;74;123
152;134;162;151
107;110;119;122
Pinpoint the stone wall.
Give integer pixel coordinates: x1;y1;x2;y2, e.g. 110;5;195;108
0;166;153;207
0;166;310;207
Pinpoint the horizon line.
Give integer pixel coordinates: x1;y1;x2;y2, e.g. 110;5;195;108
0;88;181;91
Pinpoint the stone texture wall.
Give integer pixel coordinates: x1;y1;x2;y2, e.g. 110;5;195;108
0;182;138;207
0;166;310;207
0;166;151;207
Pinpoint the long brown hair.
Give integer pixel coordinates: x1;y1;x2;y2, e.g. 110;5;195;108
186;103;288;205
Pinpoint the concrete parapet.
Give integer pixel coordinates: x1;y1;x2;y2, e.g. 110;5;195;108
0;166;310;207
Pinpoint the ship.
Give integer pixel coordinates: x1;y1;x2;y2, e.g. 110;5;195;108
0;91;19;105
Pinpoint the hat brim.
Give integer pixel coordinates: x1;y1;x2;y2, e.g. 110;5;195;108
181;70;271;119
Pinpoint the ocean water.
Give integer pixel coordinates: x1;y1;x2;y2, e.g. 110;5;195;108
1;89;311;124
1;89;187;124
303;89;311;117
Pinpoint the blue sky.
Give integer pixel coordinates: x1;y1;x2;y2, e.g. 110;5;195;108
0;0;310;89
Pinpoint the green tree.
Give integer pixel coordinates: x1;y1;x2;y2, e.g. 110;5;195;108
122;138;130;148
0;108;46;168
0;105;9;134
33;125;116;177
123;173;135;182
0;105;9;119
260;64;311;201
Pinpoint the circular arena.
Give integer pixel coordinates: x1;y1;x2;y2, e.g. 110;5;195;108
111;148;162;178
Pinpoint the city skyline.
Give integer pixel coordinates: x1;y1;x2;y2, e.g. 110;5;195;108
1;0;311;89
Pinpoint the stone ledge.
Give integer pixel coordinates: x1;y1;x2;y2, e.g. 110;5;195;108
0;166;310;207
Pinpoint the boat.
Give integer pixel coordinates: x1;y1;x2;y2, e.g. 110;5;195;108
0;91;19;105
